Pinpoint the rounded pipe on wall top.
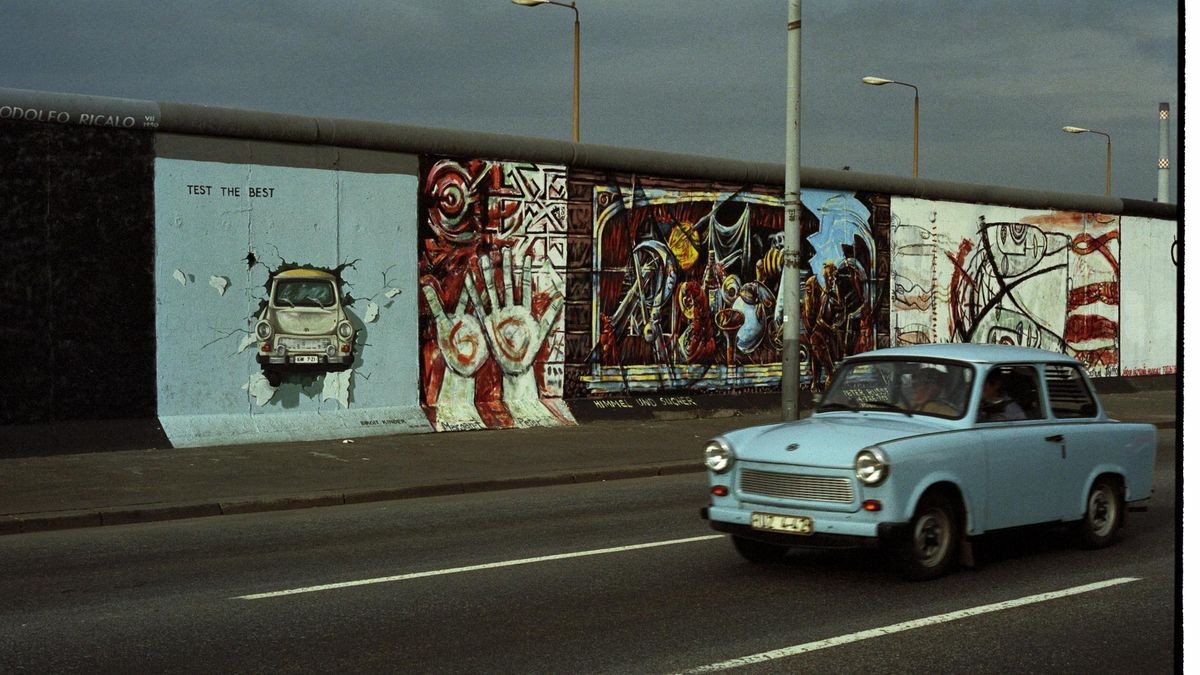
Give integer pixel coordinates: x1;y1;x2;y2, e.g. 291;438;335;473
0;86;1176;220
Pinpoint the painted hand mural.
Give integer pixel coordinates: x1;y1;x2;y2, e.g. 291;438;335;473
422;278;490;430
475;249;568;425
418;157;572;430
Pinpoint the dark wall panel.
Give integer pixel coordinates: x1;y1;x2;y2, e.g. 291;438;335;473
0;120;156;424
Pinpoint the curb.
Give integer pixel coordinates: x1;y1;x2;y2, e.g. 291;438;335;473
0;419;1176;537
0;461;705;536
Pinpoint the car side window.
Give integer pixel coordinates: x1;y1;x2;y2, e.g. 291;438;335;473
1045;364;1099;418
977;365;1044;422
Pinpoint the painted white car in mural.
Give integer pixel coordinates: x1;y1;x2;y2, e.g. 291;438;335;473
701;344;1156;580
255;268;357;387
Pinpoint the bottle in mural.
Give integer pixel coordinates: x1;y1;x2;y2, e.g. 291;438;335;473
701;249;724;312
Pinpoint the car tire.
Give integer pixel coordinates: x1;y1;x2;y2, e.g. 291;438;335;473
264;370;282;387
1077;478;1123;549
894;491;960;581
731;535;788;564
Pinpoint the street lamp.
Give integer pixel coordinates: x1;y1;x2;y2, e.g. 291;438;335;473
512;0;580;143
1062;126;1112;196
862;76;919;178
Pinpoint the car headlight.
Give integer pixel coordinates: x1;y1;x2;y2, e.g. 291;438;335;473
855;446;890;486
255;320;273;340
337;321;354;341
705;439;735;473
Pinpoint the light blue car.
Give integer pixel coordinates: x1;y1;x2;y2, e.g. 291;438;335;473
701;344;1156;580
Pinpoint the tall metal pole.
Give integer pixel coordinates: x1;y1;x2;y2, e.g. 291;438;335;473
1062;126;1112;197
912;90;919;178
512;0;580;143
782;0;802;421
1157;103;1169;202
571;5;580;143
1104;133;1111;197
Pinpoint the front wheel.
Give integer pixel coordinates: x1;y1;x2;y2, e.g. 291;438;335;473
731;536;788;564
1077;478;1123;549
893;492;960;581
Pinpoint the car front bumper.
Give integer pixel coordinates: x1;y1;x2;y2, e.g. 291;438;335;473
256;354;353;368
701;505;907;548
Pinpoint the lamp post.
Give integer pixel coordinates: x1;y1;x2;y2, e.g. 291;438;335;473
512;0;580;143
862;76;919;178
1062;126;1112;196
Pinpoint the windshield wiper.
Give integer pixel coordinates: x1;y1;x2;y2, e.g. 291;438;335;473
816;402;859;413
862;400;913;417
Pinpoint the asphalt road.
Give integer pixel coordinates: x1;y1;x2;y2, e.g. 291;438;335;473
0;431;1177;673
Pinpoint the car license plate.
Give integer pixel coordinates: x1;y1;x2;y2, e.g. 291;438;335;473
293;355;319;364
751;512;814;535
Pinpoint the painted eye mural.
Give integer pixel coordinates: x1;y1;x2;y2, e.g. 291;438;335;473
581;177;889;396
418;158;572;431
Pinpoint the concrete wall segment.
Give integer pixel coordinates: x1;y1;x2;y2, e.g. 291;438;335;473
153;142;429;447
2;88;1175;219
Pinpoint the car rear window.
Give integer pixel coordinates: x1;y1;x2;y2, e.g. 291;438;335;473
1045;364;1099;418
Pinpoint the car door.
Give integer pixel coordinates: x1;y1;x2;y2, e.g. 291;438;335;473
1044;363;1105;519
976;364;1070;529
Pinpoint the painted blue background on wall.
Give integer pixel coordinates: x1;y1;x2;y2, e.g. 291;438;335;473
154;158;428;446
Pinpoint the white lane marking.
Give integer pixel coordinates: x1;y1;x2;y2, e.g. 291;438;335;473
682;576;1142;673
235;534;724;600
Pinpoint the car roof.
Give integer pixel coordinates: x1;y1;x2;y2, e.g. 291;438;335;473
845;343;1081;366
273;268;336;280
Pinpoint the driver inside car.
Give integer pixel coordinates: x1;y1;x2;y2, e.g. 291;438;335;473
911;367;957;416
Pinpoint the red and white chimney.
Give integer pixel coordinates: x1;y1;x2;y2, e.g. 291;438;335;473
1157;103;1170;203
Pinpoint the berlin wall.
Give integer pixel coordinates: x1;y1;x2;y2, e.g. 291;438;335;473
0;89;1178;450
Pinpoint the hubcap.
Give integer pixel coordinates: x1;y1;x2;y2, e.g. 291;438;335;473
913;508;950;566
1089;485;1116;537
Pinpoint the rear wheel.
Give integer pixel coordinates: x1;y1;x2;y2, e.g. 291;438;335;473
894;491;960;581
1077;478;1122;549
731;536;788;563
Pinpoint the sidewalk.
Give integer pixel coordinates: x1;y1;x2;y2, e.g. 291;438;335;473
0;388;1177;535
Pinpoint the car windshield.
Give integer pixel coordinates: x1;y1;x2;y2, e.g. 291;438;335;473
274;279;337;308
818;359;973;419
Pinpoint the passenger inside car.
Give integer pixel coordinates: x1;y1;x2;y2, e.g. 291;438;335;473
978;369;1028;421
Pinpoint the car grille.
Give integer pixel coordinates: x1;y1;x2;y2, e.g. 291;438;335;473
277;337;333;351
739;469;855;503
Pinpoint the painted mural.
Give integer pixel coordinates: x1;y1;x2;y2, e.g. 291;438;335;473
578;176;889;396
1117;216;1177;375
418;158;572;430
154;158;427;446
891;200;1130;376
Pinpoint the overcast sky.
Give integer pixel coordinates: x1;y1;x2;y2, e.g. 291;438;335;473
0;0;1180;202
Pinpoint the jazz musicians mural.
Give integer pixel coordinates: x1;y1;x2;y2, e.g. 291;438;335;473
418;158;573;430
891;200;1122;376
581;176;888;395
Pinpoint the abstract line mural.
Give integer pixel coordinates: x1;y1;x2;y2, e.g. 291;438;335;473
891;200;1122;376
579;175;888;396
418;158;572;430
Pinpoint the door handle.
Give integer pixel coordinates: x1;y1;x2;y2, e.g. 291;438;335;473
1045;434;1064;443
